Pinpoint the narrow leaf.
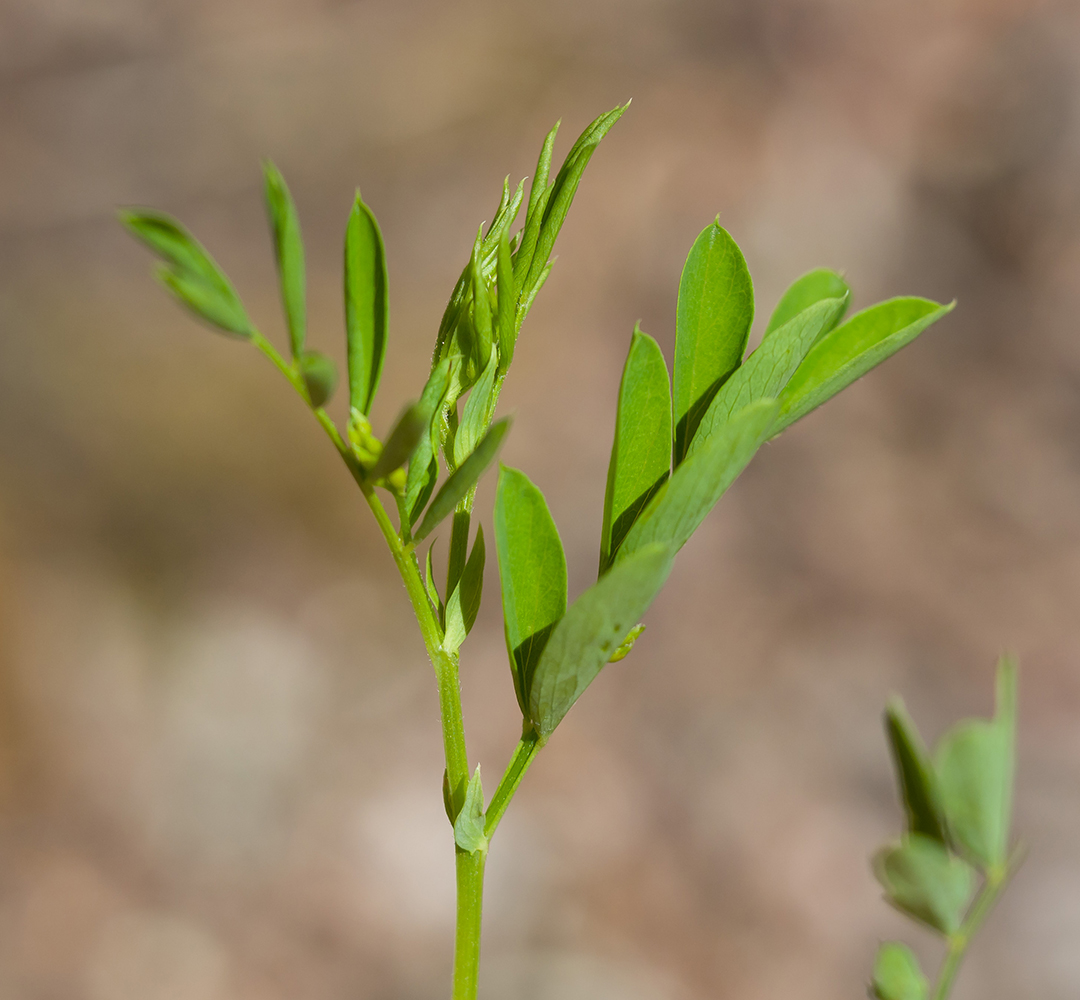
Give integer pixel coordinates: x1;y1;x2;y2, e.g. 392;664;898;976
529;542;675;738
764;268;850;339
344;192;389;414
512;121;560;285
453;766;487;853
470;229;493;369
406;357;454;524
873;835;975;935
871;943;929;1000
688;296;847;457
619;399;778;561
600;326;672;574
673;220;754;464
263;160;306;358
425;544;443;617
444;526;486;654
772;298;954;436
454;351;498;468
494;466;568;717
156;266;251;338
885;697;948;844
298;350;338;408
413;418;511;543
496;232;516;371
369;402;427;481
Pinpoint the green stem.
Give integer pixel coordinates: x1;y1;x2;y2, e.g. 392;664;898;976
931;854;1021;1000
485;728;543;839
452;848;487;1000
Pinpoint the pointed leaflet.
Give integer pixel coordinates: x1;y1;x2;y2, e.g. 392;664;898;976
764;268;850;339
496;232;516;371
673;220;754;464
619;400;778;561
121;210;251;338
772;298;954;436
871;943;928;1000
454;351;498;467
405;357;454;525
512;120;559;287
263;161;306;358
344;192;388;414
413;418;511;543
298;351;337;408
443;526;486;655
935;658;1017;871
688;296;848;459
368;402;428;481
529;542;674;738
600;326;672;575
453;766;487;853
885;697;948;844
494;467;568;718
873;835;975;935
519;104;628;307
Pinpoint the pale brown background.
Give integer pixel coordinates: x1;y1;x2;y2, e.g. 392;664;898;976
1;1;1079;998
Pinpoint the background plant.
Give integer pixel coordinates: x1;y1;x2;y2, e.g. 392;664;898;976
123;107;956;1000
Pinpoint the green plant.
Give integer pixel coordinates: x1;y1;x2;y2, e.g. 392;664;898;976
870;658;1021;1000
122;106;957;1000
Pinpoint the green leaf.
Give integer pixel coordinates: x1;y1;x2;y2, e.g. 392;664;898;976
454;351;499;468
443;526;486;655
884;697;948;844
870;942;929;1000
453;766;487;853
600;326;672;574
470;229;494;369
369;402;427;482
519;104;628;308
764;268;850;339
608;623;645;663
494;466;568;718
936;720;1011;871
406;357;455;525
688;296;848;458
413;418;511;543
298;350;338;409
673;220;754;465
156;266;251;338
121;210;251;338
344;192;389;415
873;835;975;935
619;399;778;561
512;120;559;287
772;298;954;436
496;232;516;372
425;544;443;617
262;160;306;359
529;542;675;738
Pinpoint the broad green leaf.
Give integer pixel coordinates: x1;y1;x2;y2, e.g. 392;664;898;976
619;399;778;561
871;942;928;1000
936;720;1010;871
156;266;251;338
519;104;628;305
369;402;427;481
454;351;499;467
344;192;389;414
298;350;337;408
262;160;306;358
494;466;568;717
121;210;251;338
764;268;850;339
688;296;847;458
414;418;511;543
453;766;487;853
673;220;754;464
772;298;954;436
443;526;485;655
885;697;948;844
529;542;675;738
496;232;516;371
600;326;672;574
873;835;975;935
608;623;645;663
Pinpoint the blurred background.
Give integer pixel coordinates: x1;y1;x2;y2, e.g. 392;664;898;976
1;0;1079;997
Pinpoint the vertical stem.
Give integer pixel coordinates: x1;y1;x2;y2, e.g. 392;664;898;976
452;848;487;1000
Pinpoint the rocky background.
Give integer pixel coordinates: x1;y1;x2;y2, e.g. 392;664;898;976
1;1;1079;997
